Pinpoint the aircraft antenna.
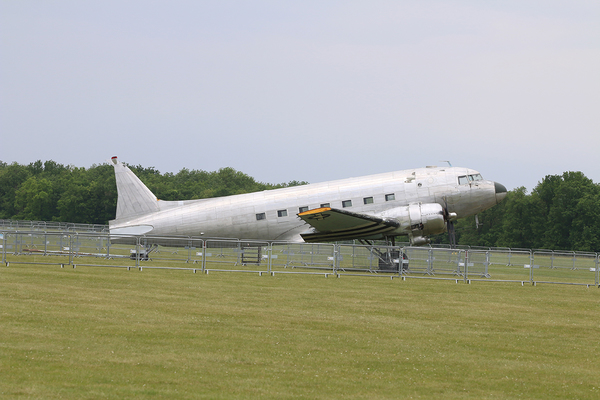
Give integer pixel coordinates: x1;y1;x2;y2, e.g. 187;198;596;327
441;160;452;167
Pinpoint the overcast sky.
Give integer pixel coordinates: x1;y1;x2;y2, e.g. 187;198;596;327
1;0;598;192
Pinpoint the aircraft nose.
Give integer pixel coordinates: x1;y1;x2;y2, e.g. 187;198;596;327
494;181;508;204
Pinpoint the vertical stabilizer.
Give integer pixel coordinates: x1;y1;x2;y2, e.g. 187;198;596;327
111;156;160;220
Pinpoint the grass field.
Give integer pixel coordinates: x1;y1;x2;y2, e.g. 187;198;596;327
1;264;599;399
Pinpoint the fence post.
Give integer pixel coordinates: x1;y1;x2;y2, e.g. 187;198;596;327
14;232;20;255
1;231;5;265
75;232;80;259
596;253;600;287
268;242;272;274
333;244;339;274
454;249;461;277
398;246;403;277
201;240;207;273
187;239;192;264
427;248;433;275
69;234;74;266
530;251;534;285
464;250;469;283
285;243;291;268
135;236;140;270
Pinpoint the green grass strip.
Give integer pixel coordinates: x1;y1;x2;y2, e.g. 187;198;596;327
1;265;599;399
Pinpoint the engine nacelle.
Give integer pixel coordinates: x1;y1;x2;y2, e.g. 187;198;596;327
407;203;446;236
410;236;431;246
380;202;446;245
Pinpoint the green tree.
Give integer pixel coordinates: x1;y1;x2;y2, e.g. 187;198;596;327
541;171;598;250
2;159;597;253
495;187;542;249
439;172;600;252
569;193;600;252
56;164;117;224
0;162;31;219
14;176;55;221
57;183;91;223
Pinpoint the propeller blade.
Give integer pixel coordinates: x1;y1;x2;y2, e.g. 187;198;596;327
447;220;456;249
443;197;457;249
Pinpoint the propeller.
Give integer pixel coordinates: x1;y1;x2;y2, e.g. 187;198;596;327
442;197;457;249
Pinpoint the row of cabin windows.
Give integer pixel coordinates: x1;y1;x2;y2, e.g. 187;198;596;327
256;193;396;221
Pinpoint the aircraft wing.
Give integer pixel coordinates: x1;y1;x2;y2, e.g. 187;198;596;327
298;207;400;243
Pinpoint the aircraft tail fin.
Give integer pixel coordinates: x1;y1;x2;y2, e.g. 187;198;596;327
111;156;160;221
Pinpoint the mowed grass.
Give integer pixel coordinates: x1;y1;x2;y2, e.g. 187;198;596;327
1;265;599;399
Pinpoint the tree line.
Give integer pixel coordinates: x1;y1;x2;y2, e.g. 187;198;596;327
1;160;598;252
442;171;600;252
0;160;306;226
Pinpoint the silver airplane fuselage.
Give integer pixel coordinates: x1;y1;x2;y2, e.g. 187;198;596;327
109;159;507;244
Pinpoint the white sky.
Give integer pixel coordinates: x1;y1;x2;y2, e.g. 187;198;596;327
1;0;599;192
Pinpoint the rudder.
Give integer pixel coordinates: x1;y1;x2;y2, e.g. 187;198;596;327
111;156;160;220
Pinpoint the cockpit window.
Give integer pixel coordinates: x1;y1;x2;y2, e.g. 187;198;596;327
459;174;483;185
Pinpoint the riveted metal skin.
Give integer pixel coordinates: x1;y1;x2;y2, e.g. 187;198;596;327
109;157;506;244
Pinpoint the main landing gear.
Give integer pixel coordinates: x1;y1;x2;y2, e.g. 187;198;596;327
359;237;409;272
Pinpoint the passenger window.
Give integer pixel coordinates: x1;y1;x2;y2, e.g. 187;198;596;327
320;203;330;208
458;176;468;185
277;210;288;217
299;206;309;213
256;213;266;221
385;193;395;201
363;197;373;205
342;200;352;208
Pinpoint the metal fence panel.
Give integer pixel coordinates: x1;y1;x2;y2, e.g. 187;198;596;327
270;242;335;274
465;250;532;283
335;243;406;274
533;251;598;286
0;219;108;232
464;250;491;279
2;229;598;286
404;247;432;275
428;248;464;277
202;239;270;272
5;232;73;266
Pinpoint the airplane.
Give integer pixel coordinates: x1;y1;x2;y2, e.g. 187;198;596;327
108;156;507;247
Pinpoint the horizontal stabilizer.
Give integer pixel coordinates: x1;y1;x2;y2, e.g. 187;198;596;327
298;207;399;243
